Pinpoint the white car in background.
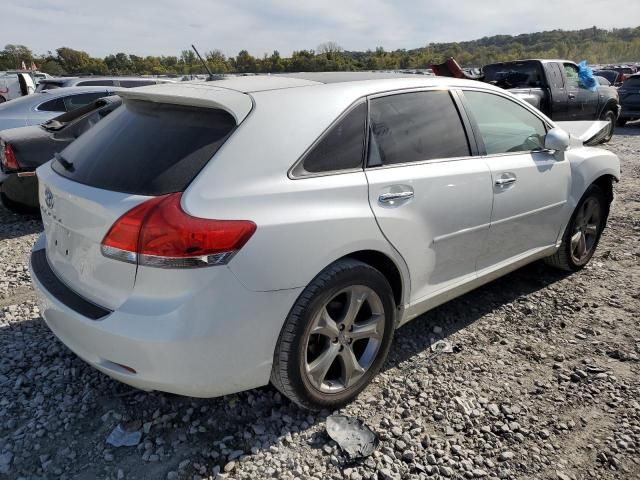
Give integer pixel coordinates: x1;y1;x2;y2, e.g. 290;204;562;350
30;73;620;410
0;71;37;102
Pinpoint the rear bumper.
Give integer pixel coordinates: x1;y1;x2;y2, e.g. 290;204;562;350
30;236;303;398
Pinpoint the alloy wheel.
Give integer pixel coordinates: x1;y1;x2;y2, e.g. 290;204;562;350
304;285;385;394
570;196;601;265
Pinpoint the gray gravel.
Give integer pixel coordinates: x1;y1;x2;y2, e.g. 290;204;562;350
1;126;639;479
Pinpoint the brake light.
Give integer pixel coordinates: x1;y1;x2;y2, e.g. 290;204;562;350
1;143;19;172
101;193;256;268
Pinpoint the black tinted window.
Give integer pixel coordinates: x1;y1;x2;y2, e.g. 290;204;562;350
38;97;66;112
119;80;156;88
623;76;640;88
63;93;108;111
77;80;116;86
299;103;366;174
484;62;544;88
368;91;470;166
52;100;236;195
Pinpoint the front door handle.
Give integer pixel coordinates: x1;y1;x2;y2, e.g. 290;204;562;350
379;191;414;203
495;177;516;186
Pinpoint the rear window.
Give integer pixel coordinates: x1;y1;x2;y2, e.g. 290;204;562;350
52;100;236;195
36;81;64;92
483;62;544;88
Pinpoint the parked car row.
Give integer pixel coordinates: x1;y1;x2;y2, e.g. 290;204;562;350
0;95;122;211
0;71;620;409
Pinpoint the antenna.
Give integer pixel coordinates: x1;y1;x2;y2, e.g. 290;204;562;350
191;44;214;80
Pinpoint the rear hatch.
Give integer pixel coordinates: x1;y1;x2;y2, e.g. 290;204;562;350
37;84;252;310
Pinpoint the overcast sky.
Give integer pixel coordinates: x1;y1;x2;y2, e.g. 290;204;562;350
3;0;639;58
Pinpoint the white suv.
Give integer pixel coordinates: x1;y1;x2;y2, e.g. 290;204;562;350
30;73;620;410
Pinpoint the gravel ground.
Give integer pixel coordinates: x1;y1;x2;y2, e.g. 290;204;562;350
0;126;639;480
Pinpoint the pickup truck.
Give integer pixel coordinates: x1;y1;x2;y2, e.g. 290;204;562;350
482;59;620;142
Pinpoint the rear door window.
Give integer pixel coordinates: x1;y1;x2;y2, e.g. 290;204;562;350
63;92;109;111
52;100;236;195
563;64;581;88
368;90;470;166
294;102;366;175
77;80;117;86
37;97;66;112
119;80;156;88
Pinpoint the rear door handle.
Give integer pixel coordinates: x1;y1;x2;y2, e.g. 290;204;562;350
379;191;414;203
568;93;576;99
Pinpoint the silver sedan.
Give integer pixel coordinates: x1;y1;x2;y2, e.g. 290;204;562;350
0;86;123;131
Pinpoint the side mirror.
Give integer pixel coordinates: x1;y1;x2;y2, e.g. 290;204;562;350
544;127;570;152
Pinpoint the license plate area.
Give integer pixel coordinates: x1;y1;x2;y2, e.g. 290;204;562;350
49;221;74;258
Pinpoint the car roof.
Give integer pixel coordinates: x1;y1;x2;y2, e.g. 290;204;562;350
118;74;506;124
182;72;491;93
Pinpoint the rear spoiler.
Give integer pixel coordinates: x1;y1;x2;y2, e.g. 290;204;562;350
554;121;611;145
117;83;253;124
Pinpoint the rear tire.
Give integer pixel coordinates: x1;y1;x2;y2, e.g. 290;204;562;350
599;108;616;143
544;185;608;272
271;259;396;410
0;191;38;214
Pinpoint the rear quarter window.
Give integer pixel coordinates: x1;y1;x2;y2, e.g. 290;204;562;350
52;100;236;195
293;102;366;176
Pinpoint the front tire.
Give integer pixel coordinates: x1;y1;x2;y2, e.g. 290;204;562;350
271;259;396;410
545;185;608;272
599;108;617;143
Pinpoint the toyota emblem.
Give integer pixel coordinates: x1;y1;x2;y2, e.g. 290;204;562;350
44;187;54;209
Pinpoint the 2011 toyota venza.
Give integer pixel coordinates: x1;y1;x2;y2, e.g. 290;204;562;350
30;73;620;410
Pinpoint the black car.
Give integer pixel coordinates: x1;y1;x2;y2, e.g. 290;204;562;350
0;95;122;212
617;74;640;127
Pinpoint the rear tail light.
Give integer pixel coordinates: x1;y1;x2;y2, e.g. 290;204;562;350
1;142;20;172
101;193;256;268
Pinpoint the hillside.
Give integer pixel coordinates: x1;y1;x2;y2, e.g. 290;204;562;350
1;26;639;75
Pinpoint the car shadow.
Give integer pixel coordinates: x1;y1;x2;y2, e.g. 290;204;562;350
0;258;571;478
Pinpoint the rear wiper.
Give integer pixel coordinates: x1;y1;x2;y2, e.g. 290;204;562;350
54;152;74;171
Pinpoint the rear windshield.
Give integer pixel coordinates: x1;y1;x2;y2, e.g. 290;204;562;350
36;81;64;92
483;62;544;88
52;100;236;195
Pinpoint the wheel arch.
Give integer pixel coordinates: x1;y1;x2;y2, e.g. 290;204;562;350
598;98;620;117
340;250;406;309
